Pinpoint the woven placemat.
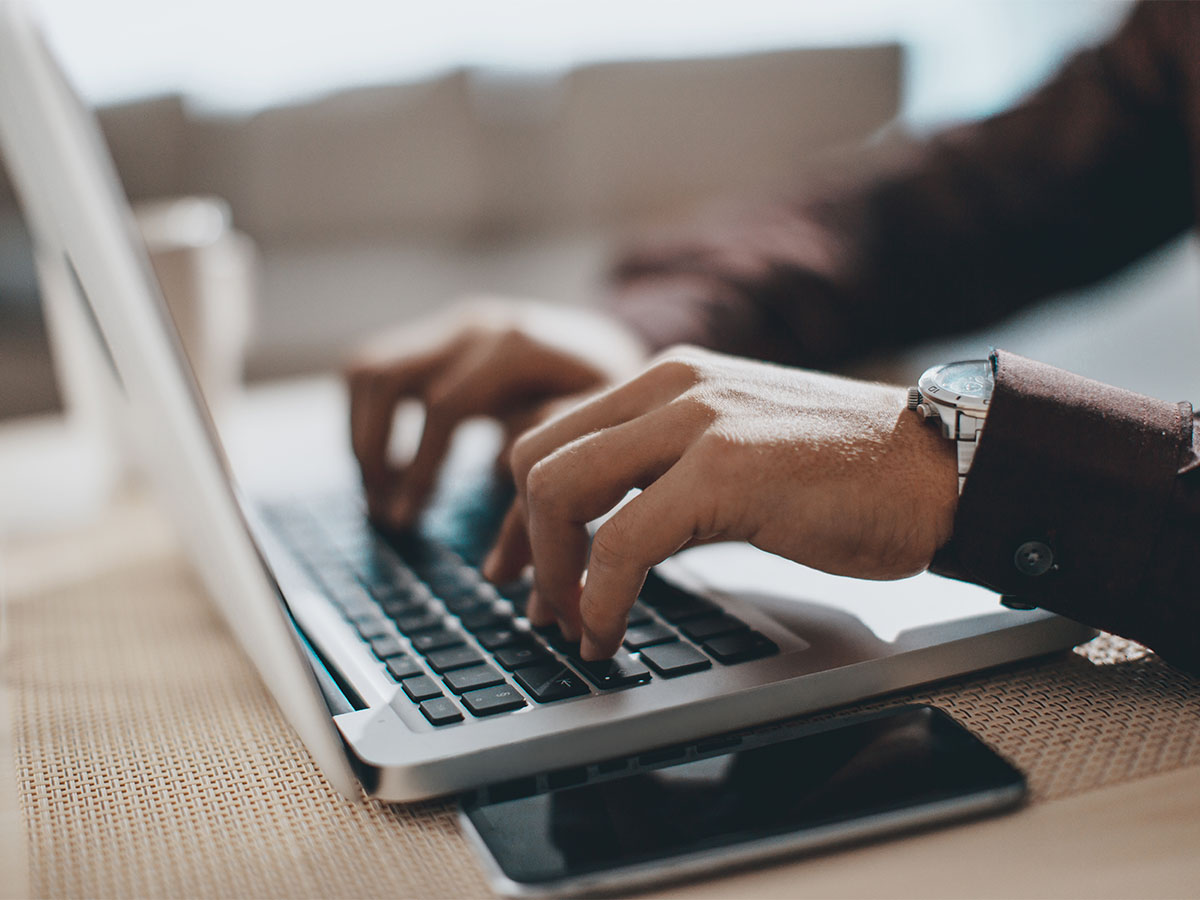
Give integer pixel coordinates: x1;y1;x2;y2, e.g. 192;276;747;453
6;544;1200;898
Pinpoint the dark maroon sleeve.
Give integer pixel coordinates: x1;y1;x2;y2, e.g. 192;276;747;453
606;2;1196;368
930;350;1200;673
605;4;1200;669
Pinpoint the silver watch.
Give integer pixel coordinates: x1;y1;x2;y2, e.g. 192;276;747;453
907;359;994;494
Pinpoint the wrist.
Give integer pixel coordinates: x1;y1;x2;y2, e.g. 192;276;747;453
897;397;960;552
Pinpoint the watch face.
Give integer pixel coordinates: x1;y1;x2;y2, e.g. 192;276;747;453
932;360;993;400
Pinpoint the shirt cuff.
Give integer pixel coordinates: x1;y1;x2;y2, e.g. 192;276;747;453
930;349;1192;650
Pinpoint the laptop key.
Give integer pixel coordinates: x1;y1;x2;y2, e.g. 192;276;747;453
363;576;422;604
493;642;553;672
622;622;676;650
410;628;466;654
640;580;718;623
496;579;531;615
575;650;652;689
425;645;486;673
368;634;407;659
355;618;392;640
513;664;590;702
443;664;506;695
430;579;482;605
394;610;444;635
703;631;779;664
639;642;712;677
537;625;580;655
626;602;654;627
474;625;524;651
384;654;423;680
679;614;749;642
333;591;379;619
358;565;408;595
442;593;491;615
650;595;719;624
348;608;387;628
419;697;463;726
400;675;443;702
459;608;510;633
461;683;527;717
380;595;430;618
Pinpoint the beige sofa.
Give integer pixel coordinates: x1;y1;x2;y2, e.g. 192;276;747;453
4;38;1199;420
0;45;902;390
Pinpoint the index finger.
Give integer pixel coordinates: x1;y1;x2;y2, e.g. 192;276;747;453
578;461;704;659
346;349;446;503
520;402;698;637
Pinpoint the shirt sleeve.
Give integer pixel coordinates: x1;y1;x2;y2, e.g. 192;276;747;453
930;350;1200;674
606;1;1195;368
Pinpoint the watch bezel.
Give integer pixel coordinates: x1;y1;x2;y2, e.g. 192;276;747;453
917;361;993;416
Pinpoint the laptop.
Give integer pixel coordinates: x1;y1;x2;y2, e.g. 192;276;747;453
0;0;1095;803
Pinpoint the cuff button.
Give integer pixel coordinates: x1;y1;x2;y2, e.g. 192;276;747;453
1014;541;1054;577
1001;595;1039;611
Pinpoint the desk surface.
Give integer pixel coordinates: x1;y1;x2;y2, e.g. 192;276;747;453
4;486;1200;899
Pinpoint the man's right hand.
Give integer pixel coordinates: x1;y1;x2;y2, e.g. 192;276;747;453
346;297;649;527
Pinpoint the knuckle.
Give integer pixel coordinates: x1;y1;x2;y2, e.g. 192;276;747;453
496;325;531;350
343;357;378;386
423;379;472;423
449;324;486;349
421;395;452;430
691;431;740;479
588;521;633;573
647;346;708;387
670;390;718;425
422;388;457;422
523;457;564;513
509;431;541;486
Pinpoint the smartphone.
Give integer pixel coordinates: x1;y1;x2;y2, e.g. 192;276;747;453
459;705;1025;898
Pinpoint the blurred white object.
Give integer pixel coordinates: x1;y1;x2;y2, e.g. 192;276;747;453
0;197;256;537
0;415;114;536
135;196;256;409
0;243;128;536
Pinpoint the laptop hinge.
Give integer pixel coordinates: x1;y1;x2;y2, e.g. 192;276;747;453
296;629;367;714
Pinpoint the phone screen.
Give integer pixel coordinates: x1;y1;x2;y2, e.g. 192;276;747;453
461;706;1024;891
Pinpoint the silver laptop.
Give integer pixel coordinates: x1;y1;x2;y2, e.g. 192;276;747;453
0;0;1094;803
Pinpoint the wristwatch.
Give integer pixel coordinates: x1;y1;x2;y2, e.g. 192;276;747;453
907;359;994;494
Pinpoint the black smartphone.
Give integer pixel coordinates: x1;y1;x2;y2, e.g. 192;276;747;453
459;705;1026;898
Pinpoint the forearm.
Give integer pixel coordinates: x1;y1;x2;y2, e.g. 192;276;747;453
930;350;1200;673
606;3;1194;367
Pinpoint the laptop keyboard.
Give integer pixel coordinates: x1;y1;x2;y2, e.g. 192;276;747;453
263;496;778;728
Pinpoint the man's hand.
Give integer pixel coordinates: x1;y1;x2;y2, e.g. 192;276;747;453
483;346;959;659
346;298;648;526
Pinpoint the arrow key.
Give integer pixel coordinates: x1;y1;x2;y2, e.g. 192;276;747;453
513;664;590;703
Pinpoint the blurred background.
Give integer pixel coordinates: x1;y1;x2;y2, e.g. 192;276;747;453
3;0;1198;530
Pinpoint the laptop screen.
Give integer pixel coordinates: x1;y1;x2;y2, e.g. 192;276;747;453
0;0;360;799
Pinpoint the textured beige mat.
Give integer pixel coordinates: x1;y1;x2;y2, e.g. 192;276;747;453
5;521;1200;898
6;552;491;899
